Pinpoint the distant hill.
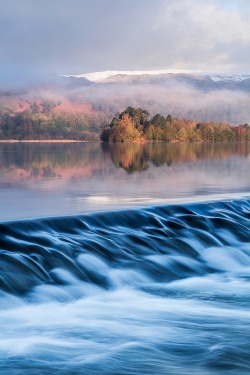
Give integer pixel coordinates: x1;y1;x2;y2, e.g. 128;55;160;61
65;71;250;92
1;71;250;126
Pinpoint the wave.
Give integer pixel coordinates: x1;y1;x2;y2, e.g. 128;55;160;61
0;199;250;374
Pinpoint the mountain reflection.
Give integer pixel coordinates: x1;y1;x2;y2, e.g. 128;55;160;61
102;142;250;173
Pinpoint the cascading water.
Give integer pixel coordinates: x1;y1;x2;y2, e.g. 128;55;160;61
0;199;249;374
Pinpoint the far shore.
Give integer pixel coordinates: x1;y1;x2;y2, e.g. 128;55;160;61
0;139;92;143
0;139;249;144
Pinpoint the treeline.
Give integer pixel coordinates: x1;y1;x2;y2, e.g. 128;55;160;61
101;107;250;142
0;110;105;141
1;105;250;142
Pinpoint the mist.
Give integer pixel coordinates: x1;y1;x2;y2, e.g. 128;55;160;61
1;0;250;124
60;79;250;124
2;74;250;125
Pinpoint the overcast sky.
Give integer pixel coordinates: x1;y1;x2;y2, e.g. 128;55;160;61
1;0;250;86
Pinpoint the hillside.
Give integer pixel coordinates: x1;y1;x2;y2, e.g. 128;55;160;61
1;71;250;139
55;71;250;124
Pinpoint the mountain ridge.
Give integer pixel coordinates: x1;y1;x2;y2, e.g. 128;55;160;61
1;71;250;126
61;70;250;84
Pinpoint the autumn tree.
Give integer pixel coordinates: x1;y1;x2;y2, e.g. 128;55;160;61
108;114;141;142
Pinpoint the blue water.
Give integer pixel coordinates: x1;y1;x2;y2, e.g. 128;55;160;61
0;199;249;374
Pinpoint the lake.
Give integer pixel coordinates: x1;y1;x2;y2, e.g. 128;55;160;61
0;142;250;374
1;142;250;220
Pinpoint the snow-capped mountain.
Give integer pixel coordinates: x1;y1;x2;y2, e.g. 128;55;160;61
57;69;250;124
203;73;250;82
3;69;250;125
61;69;199;82
61;70;250;83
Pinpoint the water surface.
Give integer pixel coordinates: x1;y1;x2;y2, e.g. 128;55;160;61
1;142;250;220
0;143;250;374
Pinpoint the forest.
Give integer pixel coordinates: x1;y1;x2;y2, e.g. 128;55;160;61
1;105;250;142
0;108;105;141
101;107;250;143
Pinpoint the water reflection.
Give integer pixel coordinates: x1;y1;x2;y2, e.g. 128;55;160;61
1;142;250;220
1;142;250;177
0;142;101;173
103;142;250;173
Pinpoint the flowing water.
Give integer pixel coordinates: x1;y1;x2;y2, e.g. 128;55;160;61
0;143;250;374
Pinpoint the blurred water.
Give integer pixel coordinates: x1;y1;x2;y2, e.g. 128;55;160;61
0;200;250;374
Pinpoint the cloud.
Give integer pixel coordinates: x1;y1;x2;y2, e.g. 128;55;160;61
0;0;250;87
149;0;250;72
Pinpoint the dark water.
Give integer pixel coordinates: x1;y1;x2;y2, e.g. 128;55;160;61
0;143;250;374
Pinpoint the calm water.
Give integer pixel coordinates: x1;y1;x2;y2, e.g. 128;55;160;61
0;143;250;374
1;142;250;220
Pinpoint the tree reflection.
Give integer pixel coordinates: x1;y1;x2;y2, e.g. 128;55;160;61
103;143;150;174
103;142;250;173
1;142;250;181
0;143;103;182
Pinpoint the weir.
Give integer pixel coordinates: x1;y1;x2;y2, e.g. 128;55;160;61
0;200;249;373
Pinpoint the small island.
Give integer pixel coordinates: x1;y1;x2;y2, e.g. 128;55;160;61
101;106;250;143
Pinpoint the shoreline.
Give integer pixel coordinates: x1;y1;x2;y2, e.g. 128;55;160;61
0;139;249;144
0;139;91;143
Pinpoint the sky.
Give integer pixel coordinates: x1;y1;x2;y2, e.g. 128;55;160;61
1;0;250;86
